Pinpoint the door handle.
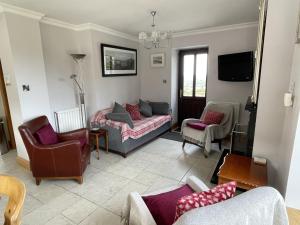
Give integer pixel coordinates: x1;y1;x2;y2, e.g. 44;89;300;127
180;89;183;98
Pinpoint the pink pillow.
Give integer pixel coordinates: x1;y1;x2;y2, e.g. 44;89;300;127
203;110;224;125
35;124;58;145
187;121;207;130
126;104;142;120
174;181;236;221
142;184;194;225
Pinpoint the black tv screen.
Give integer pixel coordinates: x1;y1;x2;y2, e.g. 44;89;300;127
218;51;254;82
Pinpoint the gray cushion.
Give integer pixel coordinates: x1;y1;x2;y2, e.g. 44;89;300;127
112;102;126;113
106;112;134;128
139;99;152;117
149;102;170;115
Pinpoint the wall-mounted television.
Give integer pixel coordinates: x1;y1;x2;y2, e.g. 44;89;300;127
218;51;254;82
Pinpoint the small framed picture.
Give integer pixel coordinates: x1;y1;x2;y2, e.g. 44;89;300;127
151;53;165;67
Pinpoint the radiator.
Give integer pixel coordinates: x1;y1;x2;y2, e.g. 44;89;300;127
54;107;85;133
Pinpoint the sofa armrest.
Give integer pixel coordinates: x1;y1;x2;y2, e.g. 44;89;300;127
186;176;209;192
122;192;156;225
57;128;88;142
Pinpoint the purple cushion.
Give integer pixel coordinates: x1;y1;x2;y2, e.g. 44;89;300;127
35;124;58;145
142;184;194;225
187;121;207;130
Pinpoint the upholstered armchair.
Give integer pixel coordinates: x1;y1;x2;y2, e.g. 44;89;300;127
18;116;90;185
181;102;240;156
121;176;288;225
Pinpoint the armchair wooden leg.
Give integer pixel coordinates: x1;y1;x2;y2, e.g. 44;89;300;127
35;178;41;186
182;140;186;149
77;176;83;184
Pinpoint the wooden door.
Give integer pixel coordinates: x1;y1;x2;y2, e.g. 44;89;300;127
178;48;208;126
0;60;16;150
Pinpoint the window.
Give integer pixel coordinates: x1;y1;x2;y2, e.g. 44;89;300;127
181;49;208;98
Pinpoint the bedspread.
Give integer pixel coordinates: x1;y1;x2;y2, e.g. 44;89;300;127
91;108;172;142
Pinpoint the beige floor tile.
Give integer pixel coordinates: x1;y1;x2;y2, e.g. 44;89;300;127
133;170;164;186
45;215;75;225
62;199;97;224
79;207;121;225
145;158;192;181
31;184;66;204
103;181;149;216
146;176;180;193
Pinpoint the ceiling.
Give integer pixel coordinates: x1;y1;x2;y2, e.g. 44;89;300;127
0;0;259;35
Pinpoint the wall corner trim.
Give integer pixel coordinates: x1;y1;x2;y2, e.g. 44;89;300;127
0;2;45;20
172;21;259;38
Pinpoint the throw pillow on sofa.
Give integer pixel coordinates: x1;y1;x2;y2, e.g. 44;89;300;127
106;112;134;128
112;102;126;113
139;99;152;117
149;102;170;115
174;181;237;221
126;104;142;120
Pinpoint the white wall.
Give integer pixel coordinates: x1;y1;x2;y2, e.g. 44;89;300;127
140;25;258;124
253;0;299;193
39;24;141;120
40;24;80;119
86;30;140;116
0;13;52;160
281;43;300;209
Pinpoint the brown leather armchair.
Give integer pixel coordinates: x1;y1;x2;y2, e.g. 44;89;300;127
18;116;90;185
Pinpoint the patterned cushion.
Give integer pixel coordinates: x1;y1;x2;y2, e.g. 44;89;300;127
203;110;224;125
35;124;58;145
126;104;142;120
143;184;194;225
174;181;237;221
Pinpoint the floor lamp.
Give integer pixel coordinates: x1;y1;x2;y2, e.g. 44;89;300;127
70;53;86;128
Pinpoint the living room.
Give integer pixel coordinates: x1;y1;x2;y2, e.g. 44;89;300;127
0;0;300;225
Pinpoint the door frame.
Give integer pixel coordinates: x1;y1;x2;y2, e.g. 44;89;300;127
0;60;16;149
177;48;209;125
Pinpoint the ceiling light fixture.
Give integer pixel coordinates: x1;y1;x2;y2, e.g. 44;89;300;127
138;11;172;49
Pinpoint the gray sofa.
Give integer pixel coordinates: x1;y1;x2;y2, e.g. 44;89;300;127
97;121;171;157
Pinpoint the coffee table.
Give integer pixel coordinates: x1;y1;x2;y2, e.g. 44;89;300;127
218;154;268;190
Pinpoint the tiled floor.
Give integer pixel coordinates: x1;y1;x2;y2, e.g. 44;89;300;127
0;138;221;225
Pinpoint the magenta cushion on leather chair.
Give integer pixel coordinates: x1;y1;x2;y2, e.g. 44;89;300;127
35;124;58;145
142;184;194;225
187;122;207;130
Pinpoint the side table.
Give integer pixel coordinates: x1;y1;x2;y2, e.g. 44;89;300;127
89;129;109;160
218;154;268;190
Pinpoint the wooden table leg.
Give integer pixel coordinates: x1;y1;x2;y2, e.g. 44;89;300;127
105;132;108;153
96;134;100;160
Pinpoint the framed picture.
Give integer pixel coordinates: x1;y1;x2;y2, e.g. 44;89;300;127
151;53;165;67
101;44;137;77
